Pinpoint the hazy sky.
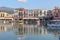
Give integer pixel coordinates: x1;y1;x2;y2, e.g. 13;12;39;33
0;0;60;9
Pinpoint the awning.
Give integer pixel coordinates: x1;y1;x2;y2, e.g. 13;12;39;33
23;18;39;19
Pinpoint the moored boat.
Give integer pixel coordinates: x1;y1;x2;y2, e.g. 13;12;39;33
47;20;60;27
19;19;24;25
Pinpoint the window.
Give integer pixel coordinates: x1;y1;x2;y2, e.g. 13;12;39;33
29;13;34;16
19;12;23;16
58;9;60;13
55;13;58;17
40;11;42;15
24;11;28;17
1;14;4;17
34;14;38;17
44;11;46;15
1;14;2;17
2;14;4;17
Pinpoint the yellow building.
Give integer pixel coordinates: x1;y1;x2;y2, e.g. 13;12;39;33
0;12;8;17
0;12;13;20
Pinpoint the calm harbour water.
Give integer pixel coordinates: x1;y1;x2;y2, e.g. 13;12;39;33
0;23;59;40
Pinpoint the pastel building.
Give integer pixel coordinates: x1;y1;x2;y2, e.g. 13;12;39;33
52;7;60;20
13;10;19;21
24;9;39;24
24;9;47;24
38;9;47;18
15;8;25;19
0;12;8;17
0;11;13;20
14;8;48;24
47;7;60;20
24;9;38;19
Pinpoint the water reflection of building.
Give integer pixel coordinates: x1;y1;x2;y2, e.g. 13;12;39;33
48;30;60;37
0;23;14;32
12;24;48;40
0;25;7;32
13;24;48;35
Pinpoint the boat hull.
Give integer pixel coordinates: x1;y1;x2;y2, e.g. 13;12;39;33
47;24;60;27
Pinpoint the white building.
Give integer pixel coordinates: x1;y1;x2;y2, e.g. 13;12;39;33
38;10;47;18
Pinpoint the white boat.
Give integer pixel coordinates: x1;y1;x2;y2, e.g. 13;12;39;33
47;24;60;27
47;20;60;27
